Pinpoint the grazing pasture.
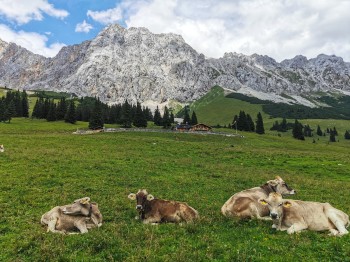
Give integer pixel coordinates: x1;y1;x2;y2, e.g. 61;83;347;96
0;118;350;261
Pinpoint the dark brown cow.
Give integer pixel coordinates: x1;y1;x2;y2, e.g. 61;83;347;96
221;176;296;220
259;192;349;236
41;197;103;234
128;189;199;224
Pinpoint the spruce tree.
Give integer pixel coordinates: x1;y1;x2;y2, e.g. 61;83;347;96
120;100;132;128
21;91;29;117
237;111;247;131
183;106;191;124
333;127;338;136
46;100;57;121
133;102;147;127
316;125;323;136
246;114;255;132
0;100;5;122
56;97;67;120
280;117;287;132
344;130;350;140
292;120;305;140
65;100;77;124
255;112;265;134
89;99;104;129
191;111;198;125
153;106;162;126
162;106;172;128
329;130;336;142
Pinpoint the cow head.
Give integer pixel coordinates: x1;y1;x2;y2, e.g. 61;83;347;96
259;192;292;219
265;176;296;195
62;197;92;216
128;189;154;211
0;145;4;153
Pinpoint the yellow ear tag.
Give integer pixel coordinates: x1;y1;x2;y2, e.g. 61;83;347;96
283;202;292;208
260;200;268;205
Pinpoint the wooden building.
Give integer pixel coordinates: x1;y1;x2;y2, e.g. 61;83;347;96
190;123;212;131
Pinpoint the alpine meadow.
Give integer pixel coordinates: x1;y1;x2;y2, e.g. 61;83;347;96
0;114;350;260
2;1;350;260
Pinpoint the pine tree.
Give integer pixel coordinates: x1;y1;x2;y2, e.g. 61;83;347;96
183;106;191;124
133;102;147;127
333;127;338;136
120;100;132;128
232;115;238;130
65;100;77;124
191;111;198;125
162;106;172;128
170;112;175;124
89;99;104;129
21;91;29;117
237;111;247;131
153;106;162;126
329;130;336;142
246;114;255;132
56;97;67;120
255;112;265;134
344;130;350;140
46;100;57;121
292;120;305;140
316;125;323;136
280;117;287;132
0;100;5;122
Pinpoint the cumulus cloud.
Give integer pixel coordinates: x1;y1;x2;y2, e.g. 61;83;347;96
87;6;123;25
0;24;65;57
0;0;68;24
75;20;93;33
104;0;350;61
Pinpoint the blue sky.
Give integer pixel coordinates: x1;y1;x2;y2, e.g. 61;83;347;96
1;0;350;62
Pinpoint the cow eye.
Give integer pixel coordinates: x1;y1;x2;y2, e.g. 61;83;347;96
278;203;283;206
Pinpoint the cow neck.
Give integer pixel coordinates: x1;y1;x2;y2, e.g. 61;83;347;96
87;203;93;217
141;200;153;218
260;183;277;195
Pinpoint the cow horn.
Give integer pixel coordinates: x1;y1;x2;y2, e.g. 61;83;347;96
275;176;282;180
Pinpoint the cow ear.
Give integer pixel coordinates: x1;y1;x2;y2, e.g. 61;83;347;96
283;201;292;208
79;197;90;205
259;199;268;205
128;193;136;200
267;179;278;186
275;176;283;181
147;194;154;201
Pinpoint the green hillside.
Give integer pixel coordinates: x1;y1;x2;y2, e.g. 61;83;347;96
0;119;350;261
184;86;266;126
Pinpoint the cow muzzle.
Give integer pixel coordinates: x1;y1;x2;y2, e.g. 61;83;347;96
270;213;278;219
136;205;143;210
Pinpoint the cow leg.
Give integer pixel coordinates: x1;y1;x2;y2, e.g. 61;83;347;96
328;229;339;236
75;221;88;233
286;223;308;234
327;210;349;235
142;217;161;224
47;217;65;234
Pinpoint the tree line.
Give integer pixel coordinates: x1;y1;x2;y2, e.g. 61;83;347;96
0;90;29;123
230;110;265;134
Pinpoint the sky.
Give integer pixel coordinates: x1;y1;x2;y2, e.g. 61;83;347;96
0;0;350;62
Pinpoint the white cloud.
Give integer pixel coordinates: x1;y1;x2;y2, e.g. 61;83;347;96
0;24;65;57
0;0;68;24
75;20;93;33
87;6;122;25
107;0;350;62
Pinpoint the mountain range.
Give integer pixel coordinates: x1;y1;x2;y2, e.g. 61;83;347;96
1;24;350;108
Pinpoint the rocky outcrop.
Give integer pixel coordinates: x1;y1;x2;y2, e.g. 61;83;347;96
0;24;349;106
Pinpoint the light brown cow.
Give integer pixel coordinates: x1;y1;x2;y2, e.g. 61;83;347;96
0;144;4;152
221;176;296;220
128;189;199;224
41;197;103;234
259;192;349;236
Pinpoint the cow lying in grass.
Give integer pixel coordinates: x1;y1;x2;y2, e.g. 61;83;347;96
128;189;199;224
41;197;102;234
259;192;349;236
221;176;296;220
0;144;4;152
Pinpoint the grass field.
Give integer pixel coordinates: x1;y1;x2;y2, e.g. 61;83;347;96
1;118;350;261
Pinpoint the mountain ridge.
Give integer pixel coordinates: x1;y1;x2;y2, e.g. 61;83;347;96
0;24;350;107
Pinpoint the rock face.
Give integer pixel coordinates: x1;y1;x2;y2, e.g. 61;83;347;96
0;24;350;106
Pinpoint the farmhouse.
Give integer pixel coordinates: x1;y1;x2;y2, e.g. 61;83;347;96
190;123;212;131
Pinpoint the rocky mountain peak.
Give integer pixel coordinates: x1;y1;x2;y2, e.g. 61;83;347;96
0;24;349;108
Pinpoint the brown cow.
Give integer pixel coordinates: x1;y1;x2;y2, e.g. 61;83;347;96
41;197;103;234
221;176;296;220
259;192;349;236
128;189;199;224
